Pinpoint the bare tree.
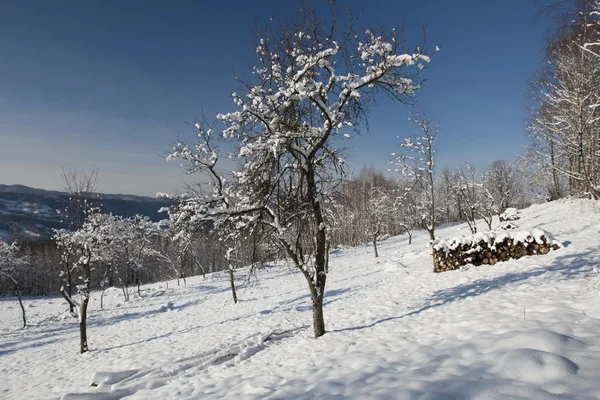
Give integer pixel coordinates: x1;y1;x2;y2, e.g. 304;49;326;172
0;240;29;328
53;209;115;353
367;186;392;258
61;166;100;229
485;160;517;213
391;111;438;241
59;167;100;311
452;163;480;234
391;184;421;245
528;1;600;198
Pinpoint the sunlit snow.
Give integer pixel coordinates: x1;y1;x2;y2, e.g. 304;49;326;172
2;198;600;399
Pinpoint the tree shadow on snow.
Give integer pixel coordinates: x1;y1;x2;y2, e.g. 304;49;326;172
334;249;596;333
0;337;62;357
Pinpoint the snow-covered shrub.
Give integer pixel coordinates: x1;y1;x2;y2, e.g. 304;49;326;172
498;221;519;230
499;207;520;222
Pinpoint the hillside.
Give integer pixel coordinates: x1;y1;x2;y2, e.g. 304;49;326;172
1;199;600;399
0;185;172;241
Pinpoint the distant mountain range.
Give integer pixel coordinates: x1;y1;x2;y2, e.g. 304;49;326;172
0;184;173;242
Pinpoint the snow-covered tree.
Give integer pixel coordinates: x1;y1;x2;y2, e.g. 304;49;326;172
112;215;168;299
167;4;431;337
59;166;101;311
584;0;600;57
484;160;518;213
164;117;244;304
452;163;480;234
391;183;422;245
0;240;29;328
528;1;600;198
391;111;438;241
366;186;392;258
53;209;116;353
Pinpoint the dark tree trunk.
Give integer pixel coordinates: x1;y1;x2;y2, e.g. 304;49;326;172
229;267;238;304
67;267;74;313
372;235;379;258
80;295;89;353
79;261;92;354
17;286;26;328
307;163;328;338
120;281;129;302
408;232;413;245
549;137;561;200
312;292;325;338
4;276;27;329
428;227;435;242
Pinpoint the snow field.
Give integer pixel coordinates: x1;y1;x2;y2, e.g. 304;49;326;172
1;198;600;399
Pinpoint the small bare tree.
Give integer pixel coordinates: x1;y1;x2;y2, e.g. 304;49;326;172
391;185;421;245
53;209;115;353
0;240;29;328
391;111;438;241
452;163;480;234
484;160;517;213
61;166;100;228
59;167;100;312
366;187;392;258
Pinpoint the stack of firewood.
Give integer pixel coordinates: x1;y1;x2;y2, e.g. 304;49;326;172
433;229;561;273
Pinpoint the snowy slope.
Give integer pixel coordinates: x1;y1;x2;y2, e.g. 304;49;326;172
2;199;600;399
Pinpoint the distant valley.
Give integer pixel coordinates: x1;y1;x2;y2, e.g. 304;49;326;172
0;184;173;242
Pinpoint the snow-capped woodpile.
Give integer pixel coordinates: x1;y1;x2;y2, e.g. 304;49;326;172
433;228;562;273
499;207;520;222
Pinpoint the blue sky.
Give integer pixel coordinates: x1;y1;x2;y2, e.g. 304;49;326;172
0;0;552;196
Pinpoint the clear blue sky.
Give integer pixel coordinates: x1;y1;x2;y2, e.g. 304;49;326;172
0;0;552;196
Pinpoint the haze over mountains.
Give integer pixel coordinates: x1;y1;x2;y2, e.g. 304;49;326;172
0;184;172;242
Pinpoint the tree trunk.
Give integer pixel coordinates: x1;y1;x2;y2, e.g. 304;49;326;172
372;235;379;258
229;267;238;304
306;162;328;337
67;267;74;313
100;287;106;309
549;137;561;200
17;287;26;329
428;227;435;242
79;260;92;354
312;292;325;338
120;282;129;302
408;232;412;245
80;294;89;353
10;279;26;329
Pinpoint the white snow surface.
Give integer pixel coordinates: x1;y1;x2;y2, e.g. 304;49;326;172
2;198;600;399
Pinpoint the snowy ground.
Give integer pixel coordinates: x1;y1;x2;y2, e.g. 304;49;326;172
2;198;600;399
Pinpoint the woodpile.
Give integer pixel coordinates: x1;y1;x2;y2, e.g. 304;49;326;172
433;228;561;273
